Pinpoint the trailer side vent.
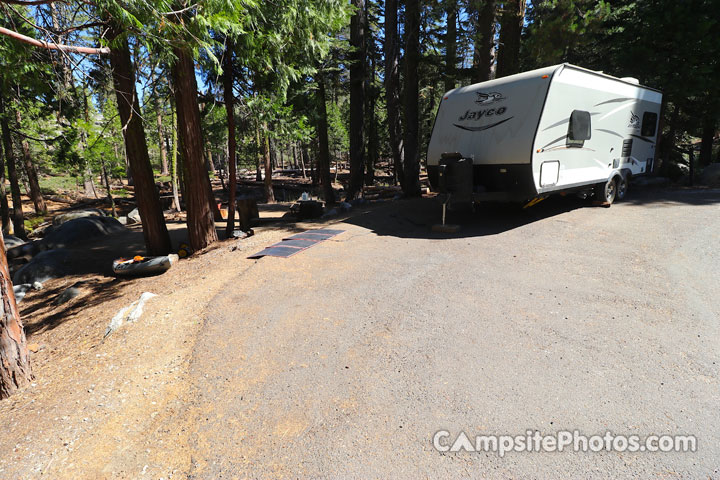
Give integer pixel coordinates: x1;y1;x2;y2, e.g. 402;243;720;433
567;110;591;147
622;139;633;157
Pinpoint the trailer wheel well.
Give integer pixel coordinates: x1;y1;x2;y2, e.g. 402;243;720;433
616;171;631;201
618;169;632;182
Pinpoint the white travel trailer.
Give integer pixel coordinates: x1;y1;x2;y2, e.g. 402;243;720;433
426;63;663;204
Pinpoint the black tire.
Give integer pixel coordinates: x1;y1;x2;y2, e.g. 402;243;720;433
594;178;617;204
616;174;629;201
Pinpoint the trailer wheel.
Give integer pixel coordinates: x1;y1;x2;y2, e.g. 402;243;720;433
616;175;629;201
594;178;617;204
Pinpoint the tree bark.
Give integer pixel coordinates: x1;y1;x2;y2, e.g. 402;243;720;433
0;136;10;231
699;116;716;167
365;26;378;186
14;110;46;214
268;137;276;169
472;0;497;82
255;124;263;182
315;73;335;205
223;40;238;235
206;147;216;174
108;25;171;255
170;98;181;211
172;46;218;250
123;147;133;186
100;154;117;217
82;162;98;199
152;70;170;176
0;230;32;399
0;94;26;238
445;2;457;93
299;142;307;178
346;0;366;201
384;0;404;188
496;0;525;78
262;129;275;203
49;2;73;104
403;0;422;196
660;104;680;171
308;144;316;186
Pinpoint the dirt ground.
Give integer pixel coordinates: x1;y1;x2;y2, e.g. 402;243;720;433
0;180;335;478
1;183;718;478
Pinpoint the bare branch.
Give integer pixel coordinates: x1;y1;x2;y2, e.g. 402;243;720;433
0;25;109;54
0;0;67;5
160;4;197;16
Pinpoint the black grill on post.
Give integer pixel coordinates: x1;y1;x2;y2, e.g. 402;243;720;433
438;153;473;201
436;153;473;227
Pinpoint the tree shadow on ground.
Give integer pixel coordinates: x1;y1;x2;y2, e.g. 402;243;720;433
343;186;720;240
623;185;720;207
343;195;589;240
22;277;126;336
19;225;189;336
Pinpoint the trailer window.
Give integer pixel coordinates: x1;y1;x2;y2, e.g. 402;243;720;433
641;112;657;137
567;110;591;147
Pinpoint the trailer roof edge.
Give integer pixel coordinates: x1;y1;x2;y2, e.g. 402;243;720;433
561;63;663;94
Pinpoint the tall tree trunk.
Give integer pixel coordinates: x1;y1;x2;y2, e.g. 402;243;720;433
269;137;277;169
0;94;26;239
496;0;525;78
262;129;275;203
365;29;378;186
660;104;680;171
472;0;497;82
403;0;422;196
0;137;10;231
108;24;171;255
346;0;366;201
206;169;221;222
152;70;170;176
172;46;218;250
82;162;98;199
315;73;335;206
50;2;72;108
699;116;715;167
14;111;46;214
308;144;316;186
124;146;134;186
299;142;307;178
255;124;263;182
0;231;32;400
384;0;405;188
170;100;181;211
445;2;457;92
100;156;117;217
223;41;238;235
206;147;216;174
